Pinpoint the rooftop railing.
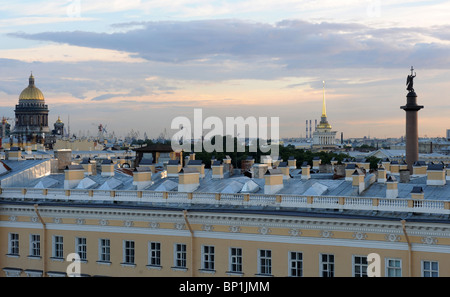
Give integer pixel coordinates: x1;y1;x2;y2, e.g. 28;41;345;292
0;187;449;215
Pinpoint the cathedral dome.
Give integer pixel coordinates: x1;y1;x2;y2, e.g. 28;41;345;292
19;74;45;101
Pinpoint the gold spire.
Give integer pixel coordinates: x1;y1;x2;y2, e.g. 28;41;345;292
322;80;326;117
316;80;331;130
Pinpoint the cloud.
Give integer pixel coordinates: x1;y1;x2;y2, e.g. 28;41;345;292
9;18;450;72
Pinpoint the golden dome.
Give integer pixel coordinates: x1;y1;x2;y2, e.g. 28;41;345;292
19;74;45;100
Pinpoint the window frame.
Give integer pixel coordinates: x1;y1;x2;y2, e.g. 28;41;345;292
29;234;41;258
352;255;368;277
289;251;303;277
228;247;243;274
319;253;335;277
75;237;87;262
422;260;439;277
8;233;19;256
148;241;161;267
98;238;111;263
385;258;402;277
173;243;187;269
258;249;272;276
52;235;64;259
201;245;215;271
122;240;135;265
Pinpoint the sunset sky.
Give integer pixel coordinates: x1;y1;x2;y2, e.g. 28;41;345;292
0;0;449;139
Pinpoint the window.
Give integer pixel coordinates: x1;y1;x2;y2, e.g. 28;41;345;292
8;233;19;255
320;254;334;277
98;239;110;262
258;249;272;276
30;234;40;257
386;258;402;277
149;242;161;266
123;240;135;265
52;236;64;259
229;247;243;274
76;237;87;261
174;244;187;268
422;261;439;277
289;252;303;277
353;255;368;277
202;245;215;271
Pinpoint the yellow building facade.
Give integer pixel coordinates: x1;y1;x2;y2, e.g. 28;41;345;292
1;194;450;277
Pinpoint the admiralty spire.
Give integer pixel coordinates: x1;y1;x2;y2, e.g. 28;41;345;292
312;81;337;151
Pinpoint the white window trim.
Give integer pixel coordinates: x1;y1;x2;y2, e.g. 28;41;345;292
173;243;187;269
319;253;334;277
8;233;19;256
98;238;111;263
52;235;64;259
288;251;303;277
421;260;439;277
75;237;87;263
228;247;243;274
352;255;368;277
385;258;402;277
29;234;41;258
200;245;215;272
148;241;161;267
122;240;136;266
257;249;272;276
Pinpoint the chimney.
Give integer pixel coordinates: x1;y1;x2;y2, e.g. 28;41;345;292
253;163;268;178
133;167;152;190
64;165;84;189
386;176;398;198
80;158;95;176
272;156;282;168
288;156;297;169
377;166;386;183
390;161;400;175
352;168;365;194
178;167;200;192
54;149;72;171
312;157;321;170
426;163;445;186
167;160;182;177
330;157;338;167
446;164;450;181
301;162;310;180
261;155;272;168
410;186;424;200
345;164;357;181
223;155;233;175
356;158;370;171
277;162;291;180
382;159;391;173
264;168;283;194
101;159;115;177
399;169;410;183
187;160;205;178
211;160;224;179
6;147;22;161
412;161;427;177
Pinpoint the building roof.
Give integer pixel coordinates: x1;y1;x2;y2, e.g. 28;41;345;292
19;74;45;101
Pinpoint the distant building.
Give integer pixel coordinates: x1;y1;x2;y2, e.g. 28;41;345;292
312;82;337;151
12;74;50;145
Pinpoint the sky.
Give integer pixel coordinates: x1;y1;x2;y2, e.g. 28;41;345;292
0;0;449;140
